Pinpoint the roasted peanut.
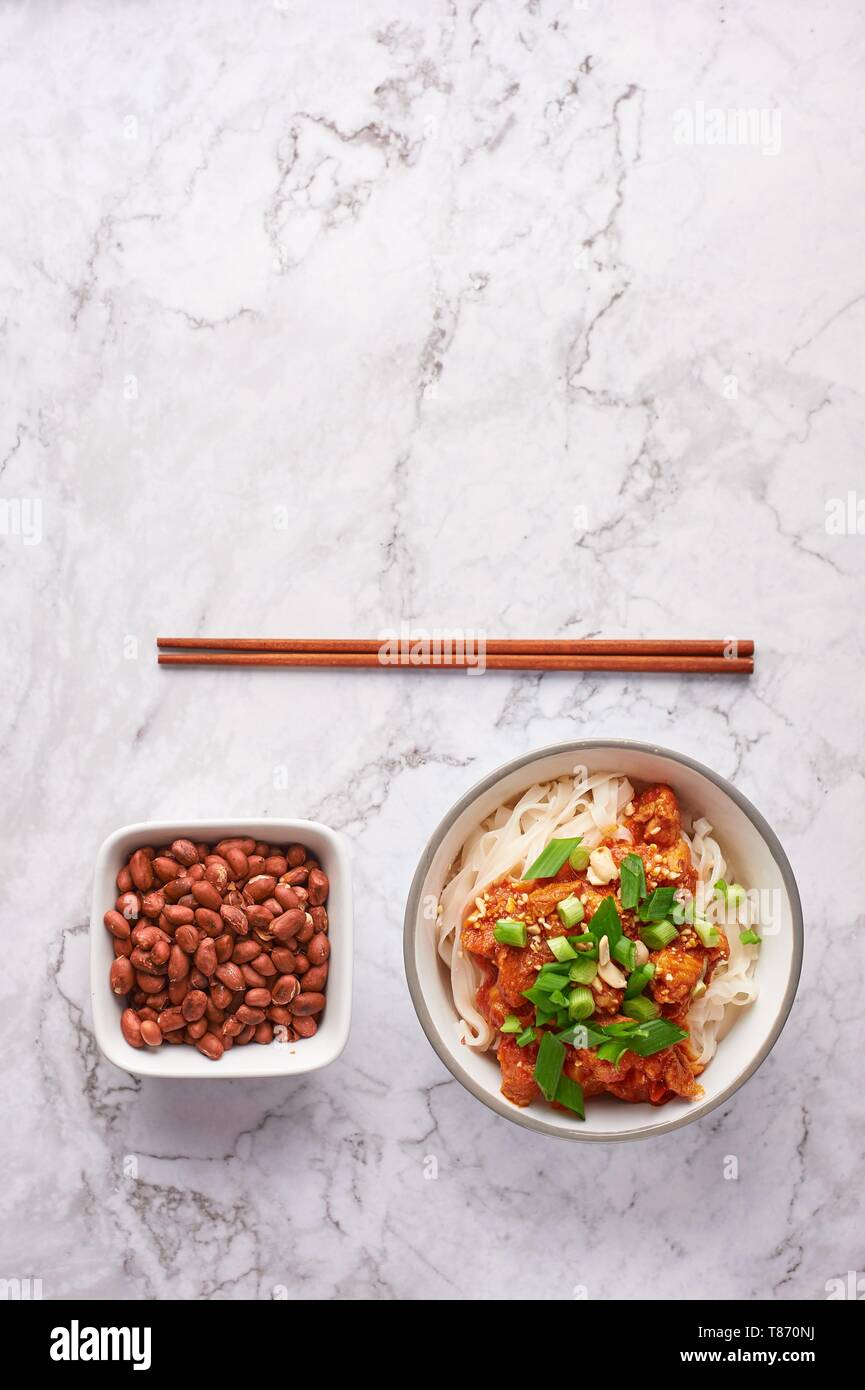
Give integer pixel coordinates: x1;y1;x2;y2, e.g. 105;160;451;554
116;891;141;921
271;908;305;943
171;838;199;866
175;924;199;954
271;947;297;974
196;1033;224;1061
168;944;190;981
194;938;217;976
104;909;131;941
191;880;223;912
235;1005;265;1025
272;974;300;1005
250;953;277;977
307;868;329;906
120;1006;144;1045
181;989;208;1022
302;964;329;992
215;962;243;992
157;1007;186;1033
231;939;261;964
308;934;330;966
290;992;325;1016
140;1019;163;1047
110;836;330;1060
210;983;233;1010
110;957;134;994
245;874;277;904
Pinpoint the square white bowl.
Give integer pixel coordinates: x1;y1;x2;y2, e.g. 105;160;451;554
91;819;352;1078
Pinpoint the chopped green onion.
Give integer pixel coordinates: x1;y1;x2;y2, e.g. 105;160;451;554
534;968;570;994
568;957;598;985
523;838;583;881
548;933;578;962
638;887;676;922
588;895;622;945
556;894;585;929
622;995;660;1023
516;1026;537;1047
553;1074;585;1118
740;929;761;946
566;932;599;958
500;1014;523;1034
610;1017;688;1057
596;1039;629;1068
619;853;647;910
694;919;720;948
548;989;568;1008
493;919;527;947
555;1020;606;1049
671;896;696;925
639;920;679;951
623;962;655;999
567;985;594;1021
521;984;551;1009
568;844;590;871
612;936;637;972
533;1031;565;1100
716;879;746;908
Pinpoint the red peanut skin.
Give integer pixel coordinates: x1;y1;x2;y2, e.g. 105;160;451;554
112;838;329;1059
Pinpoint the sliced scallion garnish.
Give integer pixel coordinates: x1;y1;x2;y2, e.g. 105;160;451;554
493;919;527;947
612;935;637;972
587;894;622;945
548;933;578;962
556;894;585;929
619;852;647;910
567;985;594;1021
622;995;660;1023
553;1074;585;1118
568;844;590;871
694;919;720;948
568;956;598;985
638;887;676;922
500;1014;523;1034
596;1039;629;1068
623;962;655;999
639;920;679;951
739;929;761;946
523;838;583;881
516;1026;537;1047
600;1017;688;1057
533;1030;565;1100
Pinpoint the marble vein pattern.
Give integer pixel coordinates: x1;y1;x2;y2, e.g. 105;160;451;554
1;0;863;1301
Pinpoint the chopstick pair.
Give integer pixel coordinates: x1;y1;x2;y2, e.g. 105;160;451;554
157;637;755;675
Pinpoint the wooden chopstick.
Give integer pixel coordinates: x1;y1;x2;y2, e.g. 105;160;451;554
158;651;753;674
157;637;754;658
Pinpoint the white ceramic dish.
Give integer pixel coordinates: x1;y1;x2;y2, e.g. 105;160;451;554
404;741;803;1141
91;819;352;1078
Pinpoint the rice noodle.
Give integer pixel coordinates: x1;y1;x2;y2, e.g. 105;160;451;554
436;770;759;1068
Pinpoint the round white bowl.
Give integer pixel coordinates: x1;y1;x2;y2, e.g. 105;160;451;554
91;819;352;1079
404;741;803;1141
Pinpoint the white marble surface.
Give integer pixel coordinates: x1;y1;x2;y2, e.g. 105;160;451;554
1;0;864;1302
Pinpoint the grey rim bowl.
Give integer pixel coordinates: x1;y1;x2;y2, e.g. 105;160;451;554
403;740;803;1142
